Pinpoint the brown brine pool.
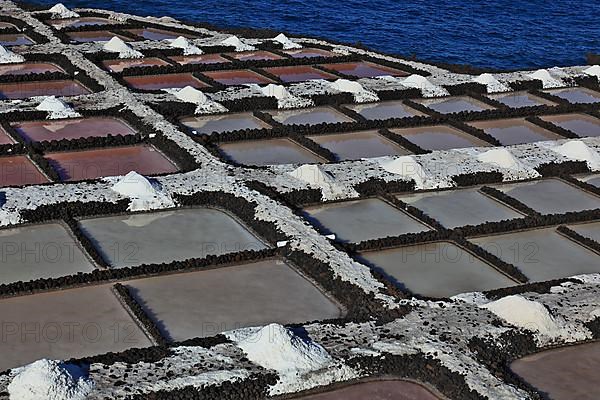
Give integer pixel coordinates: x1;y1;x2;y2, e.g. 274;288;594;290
308;130;411;160
125;259;342;341
545;87;600;104
219;138;325;166
295;380;441;400
12;117;137;142
283;48;336;58
322;61;409;78
263;65;337;83
391;125;490;150
346;100;424;120
414;96;494;114
66;30;131;43
169;54;231;65
203;69;273;86
0;34;34;46
469;117;561;145
269;106;355;126
0;62;64;76
511;342;600;400
180;112;271;135
102;57;169;73
226;50;283;61
45;144;179;181
123;73;210;90
487;91;556;108
0;80;91;99
0;155;48;187
539;113;600;137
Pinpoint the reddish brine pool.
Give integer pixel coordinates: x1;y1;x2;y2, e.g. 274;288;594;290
0;80;91;99
321;61;409;78
12;117;137;143
45;144;179;181
0;34;34;46
225;50;283;61
346;100;424;120
0;126;15;145
47;16;118;29
0;155;48;187
102;57;169;73
123;73;210;90
66;30;131;43
469;117;562;145
125;28;196;41
203;69;274;86
0;62;64;76
283;48;336;58
414;96;495;114
219;137;325;166
180;112;271;135
169;54;231;65
263;65;337;83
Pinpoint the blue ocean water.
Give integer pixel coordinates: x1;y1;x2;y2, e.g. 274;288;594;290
29;0;600;70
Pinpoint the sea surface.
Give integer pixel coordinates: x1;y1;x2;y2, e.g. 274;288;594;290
29;0;600;70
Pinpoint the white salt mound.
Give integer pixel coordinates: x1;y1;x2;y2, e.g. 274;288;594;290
472;73;510;93
0;45;25;64
48;3;79;18
481;295;561;337
220;36;255;51
36;96;81;119
289;164;335;186
583;65;600;78
553;140;600;170
226;323;332;373
476;148;522;170
379;156;427;188
103;37;143;59
260;84;292;100
329;79;378;102
8;359;93;400
168;36;203;55
111;171;174;211
172;85;209;105
526;69;562;88
272;33;301;50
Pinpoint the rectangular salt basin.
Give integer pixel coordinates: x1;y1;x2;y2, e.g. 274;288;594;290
303;198;430;243
497;178;600;214
125;259;342;341
346;100;425;120
283;48;336;58
470;227;600;281
102;57;169;73
12;117;137;142
0;22;17;29
0;34;33;46
0;155;48;187
321;61;409;78
398;188;524;229
263;65;337;83
0;222;94;284
414;96;495;114
180;112;271;135
359;242;516;297
219;138;325;166
297;380;440;400
46;144;179;182
203;69;274;86
545;87;600;104
47;17;117;29
308;130;411;160
0;62;64;76
0;126;14;145
391;125;490;150
79;208;268;268
269;106;355;126
123;73;210;90
487;91;556;108
225;50;283;61
125;28;196;41
66;30;131;43
169;54;231;65
539;113;600;137
469;117;561;145
568;221;600;243
0;80;91;99
510;342;600;400
0;284;152;371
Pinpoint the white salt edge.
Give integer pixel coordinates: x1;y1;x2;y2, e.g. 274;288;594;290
168;36;203;55
0;45;25;64
48;3;79;18
103;37;143;59
583;65;600;78
476;148;522;170
273;33;302;50
8;359;93;400
220;36;255;51
225;323;333;373
378;156;426;188
481;295;561;337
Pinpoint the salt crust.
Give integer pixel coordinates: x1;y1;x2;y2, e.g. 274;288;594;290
473;73;511;93
547;139;600;170
0;45;25;64
103;37;143;58
583;65;600;78
8;359;93;400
